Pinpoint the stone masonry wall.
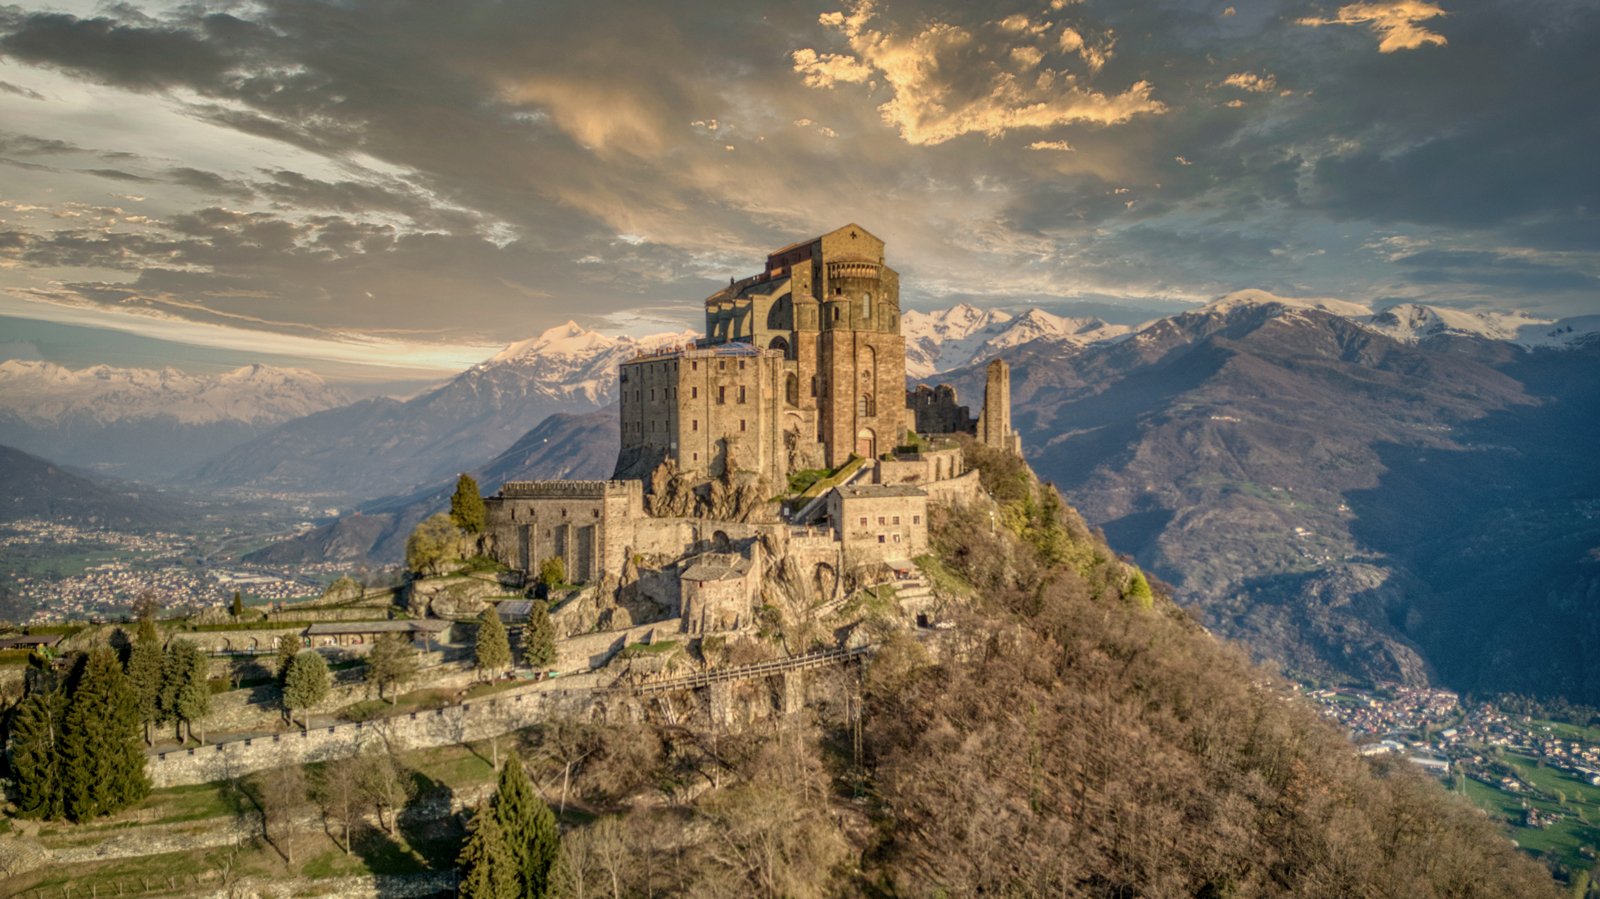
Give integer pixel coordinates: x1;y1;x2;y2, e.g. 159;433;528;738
147;672;606;788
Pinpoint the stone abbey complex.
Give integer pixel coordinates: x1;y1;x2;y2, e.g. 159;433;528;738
480;225;1018;637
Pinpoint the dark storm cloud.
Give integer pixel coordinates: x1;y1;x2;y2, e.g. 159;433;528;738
0;11;235;89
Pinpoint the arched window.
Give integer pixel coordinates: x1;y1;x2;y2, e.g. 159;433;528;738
785;373;799;406
858;393;875;416
862;292;872;319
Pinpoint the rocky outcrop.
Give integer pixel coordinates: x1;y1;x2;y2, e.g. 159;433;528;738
405;575;515;620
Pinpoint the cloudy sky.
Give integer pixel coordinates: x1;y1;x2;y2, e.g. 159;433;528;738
0;0;1595;379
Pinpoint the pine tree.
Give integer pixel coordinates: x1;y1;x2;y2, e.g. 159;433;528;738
458;799;517;899
492;753;560;899
160;639;209;743
451;473;487;535
61;648;149;821
9;689;65;819
522;604;557;670
275;633;300;681
125;616;164;745
475;606;511;678
283;650;330;728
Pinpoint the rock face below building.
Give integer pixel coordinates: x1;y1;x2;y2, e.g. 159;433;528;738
483;225;1017;641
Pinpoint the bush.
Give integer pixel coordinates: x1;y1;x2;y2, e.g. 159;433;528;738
537;557;567;589
406;513;464;576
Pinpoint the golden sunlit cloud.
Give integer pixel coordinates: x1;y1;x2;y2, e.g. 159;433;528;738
1298;1;1449;53
1222;72;1278;92
1028;140;1076;151
792;0;1163;146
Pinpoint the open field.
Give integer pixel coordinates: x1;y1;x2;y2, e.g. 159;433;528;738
1460;753;1600;871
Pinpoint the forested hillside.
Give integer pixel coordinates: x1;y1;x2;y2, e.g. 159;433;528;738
526;444;1559;897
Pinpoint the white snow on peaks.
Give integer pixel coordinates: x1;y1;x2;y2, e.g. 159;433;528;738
488;320;621;363
1365;303;1556;344
475;321;700;406
901;304;1128;377
0;360;346;426
1190;291;1600;349
1201;289;1375;319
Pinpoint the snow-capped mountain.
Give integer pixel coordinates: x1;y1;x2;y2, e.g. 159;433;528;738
0;361;351;480
477;321;698;405
1192;290;1600;349
901;303;1130;377
194;322;697;500
0;360;346;426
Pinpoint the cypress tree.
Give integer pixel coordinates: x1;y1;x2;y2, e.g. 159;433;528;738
61;648;149;821
230;590;244;618
521;604;557;670
492;753;560;899
457;799;517;899
9;689;65;819
275;633;300;680
125;616;164;745
450;473;487;535
475;606;511;678
283;650;331;729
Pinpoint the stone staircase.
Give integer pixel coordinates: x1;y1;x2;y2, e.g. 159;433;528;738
893;569;934;608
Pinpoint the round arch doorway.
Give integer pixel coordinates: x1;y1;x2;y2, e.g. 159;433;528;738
855;427;877;459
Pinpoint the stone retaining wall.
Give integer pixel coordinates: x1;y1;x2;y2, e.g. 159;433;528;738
147;673;605;788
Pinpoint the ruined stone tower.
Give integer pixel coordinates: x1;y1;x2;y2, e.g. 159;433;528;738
976;358;1022;456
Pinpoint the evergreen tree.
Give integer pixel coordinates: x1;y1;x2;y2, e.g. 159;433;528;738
124;616;164;745
9;689;65;819
492;753;560;899
475;606;511;678
61;648;149;821
522;604;557;670
283;650;330;728
275;633;300;680
230;590;244;618
458;799;517;899
450;473;487;535
160;639;210;743
365;634;418;703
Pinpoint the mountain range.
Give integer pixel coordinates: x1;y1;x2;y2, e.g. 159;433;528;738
190;323;692;501
931;293;1600;702
899;304;1131;377
10;295;1600;703
0;361;347;479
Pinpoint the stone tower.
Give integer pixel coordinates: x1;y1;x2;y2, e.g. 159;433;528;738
697;224;908;470
977;357;1021;455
